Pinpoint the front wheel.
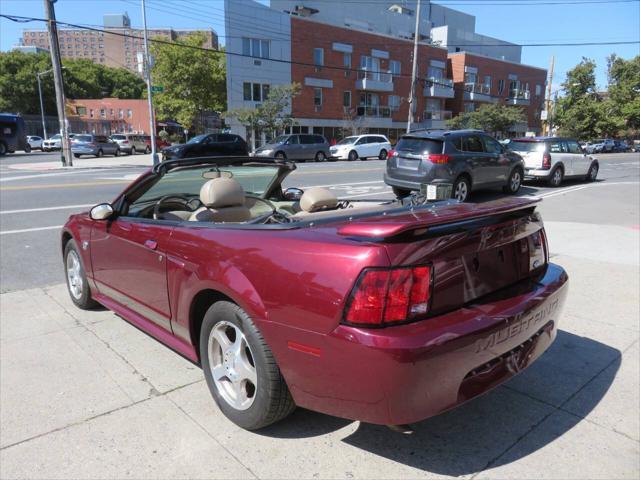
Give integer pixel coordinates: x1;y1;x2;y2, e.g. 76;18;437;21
145;146;151;154
200;301;295;430
274;151;286;161
585;162;598;182
315;151;327;162
0;141;7;156
73;153;80;158
348;150;358;161
64;240;98;310
24;144;31;153
547;167;563;187
379;149;388;160
114;149;120;157
503;168;523;194
452;176;471;202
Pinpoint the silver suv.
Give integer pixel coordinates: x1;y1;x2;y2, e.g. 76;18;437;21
110;134;149;154
253;134;331;162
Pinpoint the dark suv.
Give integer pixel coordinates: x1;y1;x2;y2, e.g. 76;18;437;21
161;133;248;160
384;129;525;202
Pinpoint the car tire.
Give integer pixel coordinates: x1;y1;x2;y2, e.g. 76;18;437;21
131;146;136;155
315;151;326;162
96;149;104;158
64;239;99;310
145;146;151;154
348;150;358;161
274;151;286;161
114;149;120;157
585;162;598;182
379;149;388;160
200;301;296;430
547;166;563;187
503;167;523;194
392;186;411;198
452;176;471;202
73;153;80;158
0;141;7;156
24;144;32;153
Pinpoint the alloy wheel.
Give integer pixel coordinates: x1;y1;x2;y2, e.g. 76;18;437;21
454;180;468;201
590;164;598;181
315;152;326;162
552;168;562;186
208;321;257;411
379;149;387;160
66;250;83;300
510;171;521;192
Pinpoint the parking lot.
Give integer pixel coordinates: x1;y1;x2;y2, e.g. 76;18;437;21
1;151;639;478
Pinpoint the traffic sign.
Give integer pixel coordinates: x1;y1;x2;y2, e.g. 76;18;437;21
151;85;164;93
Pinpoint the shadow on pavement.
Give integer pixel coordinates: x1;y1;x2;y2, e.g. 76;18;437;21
261;330;620;476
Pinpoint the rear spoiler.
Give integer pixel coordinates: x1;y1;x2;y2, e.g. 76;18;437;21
336;197;541;239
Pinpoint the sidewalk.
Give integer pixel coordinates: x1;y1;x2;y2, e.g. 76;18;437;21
8;153;155;171
0;222;638;479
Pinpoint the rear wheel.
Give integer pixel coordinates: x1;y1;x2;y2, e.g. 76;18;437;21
379;149;388;160
145;145;151;154
200;301;295;430
392;186;411;198
64;240;98;310
114;149;120;157
24;144;31;153
348;150;358;161
452;176;471;202
547;166;563;187
73;153;80;158
315;151;326;162
503;168;523;194
0;141;7;156
585;162;598;182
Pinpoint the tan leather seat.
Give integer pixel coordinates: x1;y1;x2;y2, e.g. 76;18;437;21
189;177;251;222
293;187;338;218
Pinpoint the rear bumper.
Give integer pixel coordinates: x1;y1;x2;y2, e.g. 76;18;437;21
384;173;454;191
269;263;568;425
524;168;552;179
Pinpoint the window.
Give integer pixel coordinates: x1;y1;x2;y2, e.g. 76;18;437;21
427;65;444;80
482;136;502;154
313;88;322;106
253;83;261;102
99;109;105;118
567;140;582;154
262;84;270;100
343;91;351;108
483;75;492;90
260;40;269;59
242;38;250;56
463;135;484;152
109;109;114;117
388;95;400;112
127;109;132;118
389;60;401;76
343;53;351;69
550;141;567;153
463;102;475;113
243;83;252;101
313;48;324;67
535;84;542;97
76;106;87;115
464;72;477;85
243;82;269;101
241;37;270;58
498;79;505;94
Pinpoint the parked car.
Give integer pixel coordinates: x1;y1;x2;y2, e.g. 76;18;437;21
588;139;615;154
253;134;330;162
613;140;630;153
71;134;120;158
162;133;248;160
329;134;392;161
61;155;568;430
0;113;28;155
42;133;76;151
27;135;43;150
384;129;525;202
110;134;149;155
508;137;599;187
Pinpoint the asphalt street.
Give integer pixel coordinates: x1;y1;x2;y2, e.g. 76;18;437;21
1;151;638;292
0;150;638;478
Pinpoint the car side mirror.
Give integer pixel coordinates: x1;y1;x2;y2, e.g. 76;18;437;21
90;203;114;221
283;187;304;201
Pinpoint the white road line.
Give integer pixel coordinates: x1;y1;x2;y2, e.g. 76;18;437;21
0;204;94;215
298;180;385;188
0;168;146;183
0;225;62;235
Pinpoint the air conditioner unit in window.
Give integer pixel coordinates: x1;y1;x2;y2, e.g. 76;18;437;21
315;105;322;112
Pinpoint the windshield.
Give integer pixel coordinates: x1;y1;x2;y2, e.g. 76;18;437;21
129;164;282;216
509;140;546;152
336;136;358;145
74;135;92;142
187;134;209;144
271;135;289;145
50;134;61;140
111;135;126;140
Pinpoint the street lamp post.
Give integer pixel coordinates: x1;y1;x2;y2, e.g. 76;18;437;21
36;71;49;140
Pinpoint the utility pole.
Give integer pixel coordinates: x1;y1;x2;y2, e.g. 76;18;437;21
406;0;421;133
141;0;159;165
544;55;555;136
44;0;72;167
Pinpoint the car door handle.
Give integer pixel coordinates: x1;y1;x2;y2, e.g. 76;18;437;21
144;239;158;250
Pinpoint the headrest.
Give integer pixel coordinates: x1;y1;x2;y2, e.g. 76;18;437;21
199;178;245;208
299;187;338;213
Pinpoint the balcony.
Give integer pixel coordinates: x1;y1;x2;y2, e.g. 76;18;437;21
463;83;498;103
356;105;391;118
508;89;531;106
423;77;455;98
422;110;452;129
356;69;394;92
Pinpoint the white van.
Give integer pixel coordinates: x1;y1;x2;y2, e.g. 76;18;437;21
330;134;392;161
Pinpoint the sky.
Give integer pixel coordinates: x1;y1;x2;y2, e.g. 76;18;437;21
1;0;638;91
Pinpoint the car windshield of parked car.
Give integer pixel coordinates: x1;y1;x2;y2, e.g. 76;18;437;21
127;164;281;217
187;134;209;145
509;140;546;152
111;135;126;140
336;137;358;145
74;135;92;143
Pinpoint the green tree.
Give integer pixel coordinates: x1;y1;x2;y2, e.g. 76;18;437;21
224;83;301;149
607;54;640;135
0;50;145;115
447;103;525;137
150;33;226;130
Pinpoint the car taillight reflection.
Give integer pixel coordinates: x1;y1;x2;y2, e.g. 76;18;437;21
344;265;432;326
542;153;551;169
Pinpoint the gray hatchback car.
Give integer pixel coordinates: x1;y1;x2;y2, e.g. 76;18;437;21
71;134;120;158
384;129;525;202
253;134;331;162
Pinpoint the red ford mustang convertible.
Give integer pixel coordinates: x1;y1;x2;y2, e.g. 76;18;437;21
62;157;568;430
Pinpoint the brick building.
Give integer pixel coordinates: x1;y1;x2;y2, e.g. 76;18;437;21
66;98;150;135
21;13;217;74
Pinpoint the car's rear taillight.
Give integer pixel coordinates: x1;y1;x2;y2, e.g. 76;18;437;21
344;265;432;326
123;140;129;144
388;149;398;158
426;154;450;164
542;153;551;169
529;229;548;271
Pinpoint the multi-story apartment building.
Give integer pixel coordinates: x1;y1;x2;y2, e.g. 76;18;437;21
225;0;546;145
21;13;218;74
